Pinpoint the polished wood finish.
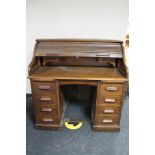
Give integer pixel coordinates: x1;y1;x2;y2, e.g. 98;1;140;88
35;39;122;58
31;81;56;94
59;80;97;86
96;105;121;115
100;83;124;95
28;39;128;132
29;66;127;82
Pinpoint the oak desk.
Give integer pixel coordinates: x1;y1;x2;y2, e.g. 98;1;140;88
28;39;128;131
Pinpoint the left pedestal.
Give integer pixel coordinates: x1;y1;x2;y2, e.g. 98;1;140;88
31;80;63;131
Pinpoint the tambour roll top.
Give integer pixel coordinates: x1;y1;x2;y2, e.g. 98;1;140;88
35;39;123;58
29;39;127;78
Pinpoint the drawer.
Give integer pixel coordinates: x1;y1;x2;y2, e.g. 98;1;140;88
95;115;120;126
98;95;122;105
35;114;59;125
35;103;58;115
32;94;57;105
100;83;124;95
31;81;56;95
96;105;120;115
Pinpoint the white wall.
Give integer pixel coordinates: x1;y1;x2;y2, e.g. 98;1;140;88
26;0;128;93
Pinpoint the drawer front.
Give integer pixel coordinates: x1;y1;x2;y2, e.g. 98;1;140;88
31;81;56;95
35;114;59;125
100;83;124;95
98;95;122;105
95;115;120;126
96;105;120;115
32;94;57;105
35;103;58;115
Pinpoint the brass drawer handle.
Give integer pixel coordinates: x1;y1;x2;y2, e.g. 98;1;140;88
105;98;116;103
103;119;113;123
38;85;50;90
41;108;53;112
40;97;52;101
106;87;118;91
104;109;114;113
42;118;54;122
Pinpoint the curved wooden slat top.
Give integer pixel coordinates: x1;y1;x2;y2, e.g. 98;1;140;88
35;39;123;58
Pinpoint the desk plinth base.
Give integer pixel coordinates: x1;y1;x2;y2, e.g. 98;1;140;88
35;124;63;131
92;125;120;132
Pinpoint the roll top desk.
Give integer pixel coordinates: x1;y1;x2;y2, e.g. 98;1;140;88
28;39;128;131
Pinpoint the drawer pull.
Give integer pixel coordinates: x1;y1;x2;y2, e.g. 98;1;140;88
38;85;50;90
96;53;110;57
41;108;53;112
103;119;113;123
106;87;118;91
105;98;116;103
104;109;114;113
42;118;54;122
40;97;52;101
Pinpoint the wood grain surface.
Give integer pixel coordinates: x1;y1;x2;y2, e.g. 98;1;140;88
29;66;127;81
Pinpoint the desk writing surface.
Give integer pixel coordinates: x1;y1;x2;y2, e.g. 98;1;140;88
29;66;127;81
